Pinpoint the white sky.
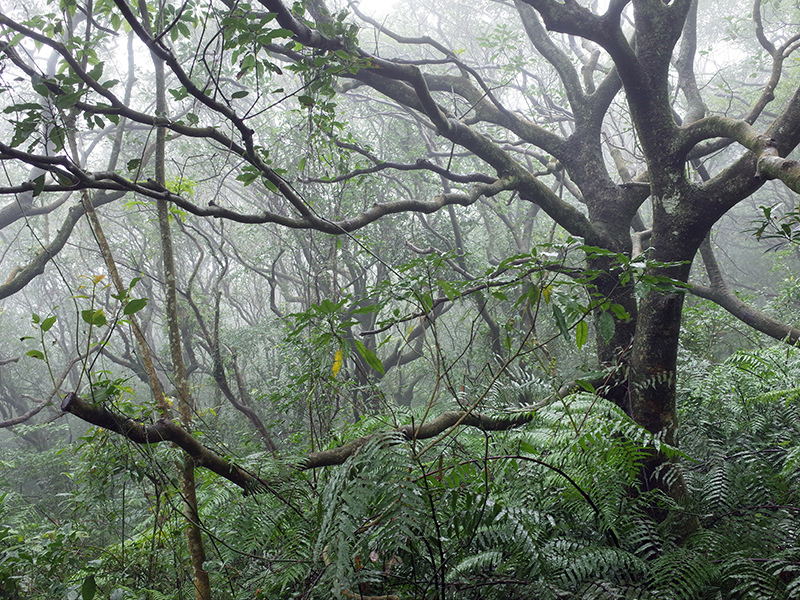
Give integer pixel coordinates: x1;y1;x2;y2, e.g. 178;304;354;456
349;0;399;19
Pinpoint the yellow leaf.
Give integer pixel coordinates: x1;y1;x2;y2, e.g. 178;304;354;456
332;348;343;378
542;285;552;303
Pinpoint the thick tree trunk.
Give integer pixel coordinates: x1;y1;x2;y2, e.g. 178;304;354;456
589;257;639;412
630;288;684;446
627;213;702;527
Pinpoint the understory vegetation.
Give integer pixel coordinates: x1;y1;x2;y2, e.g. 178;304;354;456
3;324;800;599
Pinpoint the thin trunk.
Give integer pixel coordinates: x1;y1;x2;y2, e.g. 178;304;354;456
145;3;211;596
66;14;170;416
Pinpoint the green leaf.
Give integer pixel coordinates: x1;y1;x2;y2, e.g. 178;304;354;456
269;27;293;39
439;280;458;301
49;125;67;151
3;102;41;113
418;291;434;313
54;90;83;109
552;304;569;340
41;315;57;332
597;310;615;344
351;303;379;315
123;298;148;315
231;90;249;99
26;350;45;360
32;174;46;197
81;575;96;600
81;309;107;327
87;62;104;81
575;320;588;349
236;171;258;186
317;298;340;315
168;86;188;100
354;339;384;375
297;94;315;107
608;303;630;321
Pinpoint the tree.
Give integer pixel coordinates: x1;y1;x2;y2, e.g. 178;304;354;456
2;0;800;593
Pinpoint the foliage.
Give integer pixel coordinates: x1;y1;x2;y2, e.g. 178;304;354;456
2;343;800;598
753;204;800;249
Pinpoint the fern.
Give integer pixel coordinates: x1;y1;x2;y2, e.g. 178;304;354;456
650;549;719;600
725;556;785;599
315;430;424;596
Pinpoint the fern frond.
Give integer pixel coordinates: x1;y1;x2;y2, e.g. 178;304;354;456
651;549;718;600
449;550;504;578
725;556;783;600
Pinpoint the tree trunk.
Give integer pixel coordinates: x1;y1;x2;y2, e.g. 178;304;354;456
628;208;703;528
147;5;211;597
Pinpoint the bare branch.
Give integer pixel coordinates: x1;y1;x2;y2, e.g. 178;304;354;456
689;236;800;344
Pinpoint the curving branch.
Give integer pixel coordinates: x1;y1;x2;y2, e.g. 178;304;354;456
689;236;800;344
0;345;102;429
0;191;73;231
0;189;126;299
61;392;267;492
60;390;537;488
515;1;585;113
303;410;535;469
673;0;706;125
696;88;800;215
678;115;800;194
0;399;51;428
302;158;496;185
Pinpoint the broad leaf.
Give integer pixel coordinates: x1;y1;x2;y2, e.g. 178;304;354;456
354;340;384;375
81;575;96;600
597;311;616;344
552;305;569;340
575;320;589;349
123;298;148;315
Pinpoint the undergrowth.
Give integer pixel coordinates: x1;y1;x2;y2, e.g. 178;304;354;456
2;346;800;599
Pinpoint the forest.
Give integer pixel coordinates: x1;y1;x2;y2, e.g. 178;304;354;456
1;0;800;597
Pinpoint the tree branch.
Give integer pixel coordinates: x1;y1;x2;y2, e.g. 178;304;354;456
61;392;266;492
60;392;537;487
688;236;800;344
302;410;534;469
